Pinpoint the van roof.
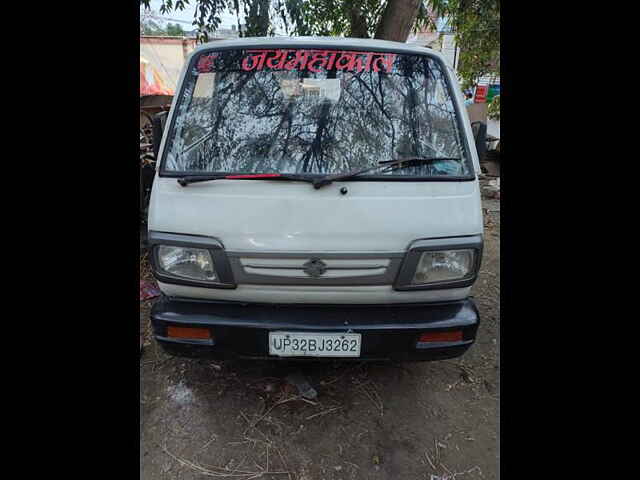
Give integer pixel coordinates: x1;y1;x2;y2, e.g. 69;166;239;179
191;36;447;62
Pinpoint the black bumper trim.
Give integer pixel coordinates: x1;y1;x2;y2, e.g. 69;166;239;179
151;297;480;361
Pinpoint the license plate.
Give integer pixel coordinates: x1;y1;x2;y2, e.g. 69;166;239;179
268;332;361;357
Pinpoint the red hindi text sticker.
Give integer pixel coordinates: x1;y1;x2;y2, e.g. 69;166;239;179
196;54;217;73
240;49;397;74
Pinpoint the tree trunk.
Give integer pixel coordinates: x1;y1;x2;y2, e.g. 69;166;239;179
244;0;271;36
374;0;421;42
349;4;369;38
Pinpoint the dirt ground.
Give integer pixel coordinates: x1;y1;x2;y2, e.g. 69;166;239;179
140;200;500;480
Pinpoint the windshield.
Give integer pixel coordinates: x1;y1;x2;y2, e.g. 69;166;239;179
162;47;472;178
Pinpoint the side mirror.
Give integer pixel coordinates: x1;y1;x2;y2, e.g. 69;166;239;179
152;112;168;159
470;121;487;163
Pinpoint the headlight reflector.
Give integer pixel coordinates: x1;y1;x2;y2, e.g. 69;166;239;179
157;245;217;282
411;249;474;284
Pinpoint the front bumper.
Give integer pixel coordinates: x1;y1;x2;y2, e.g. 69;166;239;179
151;297;480;362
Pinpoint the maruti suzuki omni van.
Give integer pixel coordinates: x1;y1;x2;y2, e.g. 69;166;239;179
148;37;483;361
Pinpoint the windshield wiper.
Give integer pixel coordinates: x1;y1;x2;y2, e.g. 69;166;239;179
177;157;461;188
177;173;315;187
310;157;462;189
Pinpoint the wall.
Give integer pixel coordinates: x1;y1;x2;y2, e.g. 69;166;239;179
487;118;500;140
440;33;458;70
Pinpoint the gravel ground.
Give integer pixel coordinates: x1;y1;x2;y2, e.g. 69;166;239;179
140;203;500;480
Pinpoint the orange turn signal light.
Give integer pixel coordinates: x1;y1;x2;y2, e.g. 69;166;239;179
167;326;212;340
418;330;463;343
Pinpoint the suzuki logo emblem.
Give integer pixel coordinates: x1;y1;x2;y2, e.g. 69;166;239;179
303;258;327;278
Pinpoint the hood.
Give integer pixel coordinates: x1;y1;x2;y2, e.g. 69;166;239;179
149;177;483;253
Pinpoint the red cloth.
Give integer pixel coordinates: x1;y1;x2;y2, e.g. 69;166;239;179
140;280;161;301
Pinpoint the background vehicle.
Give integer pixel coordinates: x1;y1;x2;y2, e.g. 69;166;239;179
140;55;174;230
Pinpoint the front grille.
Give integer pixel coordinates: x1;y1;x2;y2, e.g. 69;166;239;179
241;257;390;278
227;252;404;286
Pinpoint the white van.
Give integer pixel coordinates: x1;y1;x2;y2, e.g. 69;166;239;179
148;37;484;362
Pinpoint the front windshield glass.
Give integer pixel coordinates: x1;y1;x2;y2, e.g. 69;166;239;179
163;47;472;177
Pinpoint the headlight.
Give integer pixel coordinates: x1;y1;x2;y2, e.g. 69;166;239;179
394;235;482;290
148;232;236;288
412;249;474;284
157;245;217;282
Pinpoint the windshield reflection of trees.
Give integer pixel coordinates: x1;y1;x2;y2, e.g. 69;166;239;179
166;52;467;176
